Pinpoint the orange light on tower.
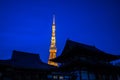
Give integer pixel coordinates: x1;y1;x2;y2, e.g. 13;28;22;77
48;15;58;67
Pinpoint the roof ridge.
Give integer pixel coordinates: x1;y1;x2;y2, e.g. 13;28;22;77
13;50;39;55
67;39;95;48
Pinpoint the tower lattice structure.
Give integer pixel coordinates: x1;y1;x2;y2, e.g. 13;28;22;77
48;15;58;67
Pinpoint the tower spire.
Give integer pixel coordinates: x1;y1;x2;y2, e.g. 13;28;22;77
48;15;58;67
53;15;55;24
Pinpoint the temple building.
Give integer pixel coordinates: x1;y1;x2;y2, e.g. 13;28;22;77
0;40;120;80
51;39;120;80
0;50;55;80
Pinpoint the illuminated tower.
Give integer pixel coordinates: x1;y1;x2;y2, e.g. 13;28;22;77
48;15;58;66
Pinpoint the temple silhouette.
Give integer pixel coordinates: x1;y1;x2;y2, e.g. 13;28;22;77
0;16;120;80
51;39;120;80
0;40;120;80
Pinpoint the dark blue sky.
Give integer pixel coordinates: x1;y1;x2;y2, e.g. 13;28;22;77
0;0;120;63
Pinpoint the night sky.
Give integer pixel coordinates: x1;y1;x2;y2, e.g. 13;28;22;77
0;0;120;63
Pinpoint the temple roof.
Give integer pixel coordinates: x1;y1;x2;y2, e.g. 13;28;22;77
51;39;120;62
0;50;55;70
